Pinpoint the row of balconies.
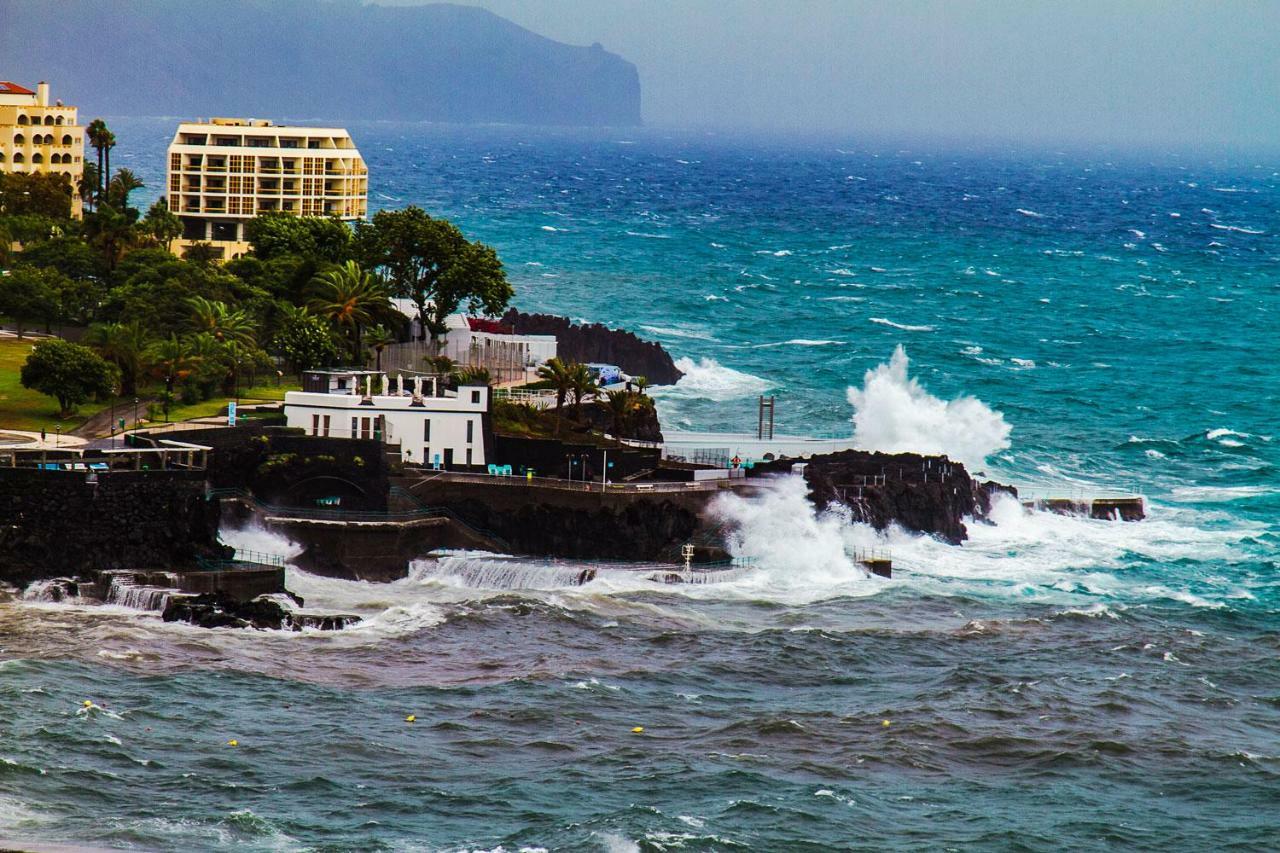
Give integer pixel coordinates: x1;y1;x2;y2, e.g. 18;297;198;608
170;200;366;217
11;113;75;126
0;152;80;165
3;134;80;147
175;136;356;150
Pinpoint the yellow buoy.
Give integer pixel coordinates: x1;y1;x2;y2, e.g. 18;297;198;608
405;714;417;723
882;719;892;728
83;700;93;707
227;739;239;747
631;726;645;734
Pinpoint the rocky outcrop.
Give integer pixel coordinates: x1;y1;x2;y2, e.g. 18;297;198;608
161;591;360;631
502;310;683;386
566;399;664;442
753;450;1016;544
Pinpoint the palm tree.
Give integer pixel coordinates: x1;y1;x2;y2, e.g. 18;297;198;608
78;162;100;213
82;203;136;270
605;389;638;436
85;320;151;396
308;261;391;362
535;356;574;435
108;168;145;214
85;119;108;203
147;334;197;393
568;361;597;422
102;129;116;203
364;324;395;370
186;296;258;348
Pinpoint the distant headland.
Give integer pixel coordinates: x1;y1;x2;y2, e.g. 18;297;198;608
0;0;642;127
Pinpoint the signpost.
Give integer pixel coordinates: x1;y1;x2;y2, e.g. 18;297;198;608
228;401;237;427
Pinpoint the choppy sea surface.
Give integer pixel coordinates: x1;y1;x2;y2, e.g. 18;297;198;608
2;121;1278;850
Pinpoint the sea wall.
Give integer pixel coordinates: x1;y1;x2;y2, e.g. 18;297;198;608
0;468;222;584
502;310;683;385
398;475;709;561
493;435;660;481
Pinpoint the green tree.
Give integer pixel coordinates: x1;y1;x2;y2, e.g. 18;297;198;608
85;119;112;205
535;356;574;435
0;266;59;337
183;241;221;266
246;213;351;262
146;334;198;398
308;260;390;361
186;295;258;347
272;309;340;373
451;365;491;387
20;338;119;416
567;361;598;422
106;168;145;218
355;207;511;345
364;324;395;370
83;204;136;270
605;388;639;436
78;162;100;213
0;171;74;219
84;320;152;396
139;199;182;250
17;236;105;282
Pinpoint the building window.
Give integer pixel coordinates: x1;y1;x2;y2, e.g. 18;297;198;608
322;415;331;436
312;414;320;435
423;419;431;441
466;449;473;466
466;420;474;444
470;390;481;404
351;416;357;437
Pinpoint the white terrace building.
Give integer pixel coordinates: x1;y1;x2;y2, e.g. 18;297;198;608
285;370;490;470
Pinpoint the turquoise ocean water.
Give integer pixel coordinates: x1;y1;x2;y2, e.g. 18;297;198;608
1;120;1276;850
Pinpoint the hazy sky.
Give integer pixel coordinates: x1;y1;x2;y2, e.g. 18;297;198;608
379;1;1280;148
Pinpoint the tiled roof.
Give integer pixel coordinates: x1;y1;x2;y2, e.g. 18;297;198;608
0;82;36;95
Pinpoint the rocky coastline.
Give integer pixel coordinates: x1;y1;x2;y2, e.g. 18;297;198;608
502;309;684;385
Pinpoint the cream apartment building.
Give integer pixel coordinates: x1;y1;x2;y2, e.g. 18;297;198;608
0;81;84;217
166;118;368;259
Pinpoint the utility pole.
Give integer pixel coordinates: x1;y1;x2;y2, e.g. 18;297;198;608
601;448;608;493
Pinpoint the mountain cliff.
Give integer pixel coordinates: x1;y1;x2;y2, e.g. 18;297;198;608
0;0;641;126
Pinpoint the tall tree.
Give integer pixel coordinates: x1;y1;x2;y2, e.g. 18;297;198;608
85;119;109;204
307;261;390;361
355;207;511;345
82;204;136;270
146;334;198;397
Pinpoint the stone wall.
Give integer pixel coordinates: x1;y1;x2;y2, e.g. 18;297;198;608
0;468;222;584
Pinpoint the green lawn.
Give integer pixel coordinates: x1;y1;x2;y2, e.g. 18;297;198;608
0;337;298;434
0;336;115;432
161;383;296;423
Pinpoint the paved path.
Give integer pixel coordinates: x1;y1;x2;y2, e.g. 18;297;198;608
0;429;88;450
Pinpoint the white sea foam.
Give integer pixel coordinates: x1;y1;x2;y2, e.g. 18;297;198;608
752;339;845;348
651;357;772;400
1169;485;1273;503
639;324;719;342
869;317;935;332
1016;208;1044;218
846;345;1010;470
1209;223;1266;235
540;225;562;232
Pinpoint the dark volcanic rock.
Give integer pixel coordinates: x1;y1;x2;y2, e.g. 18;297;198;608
575;399;664;442
753;450;1016;544
162;592;360;631
163;592;291;630
502;310;683;386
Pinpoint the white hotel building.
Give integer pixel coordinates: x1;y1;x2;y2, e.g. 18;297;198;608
166;117;367;260
284;370;490;470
